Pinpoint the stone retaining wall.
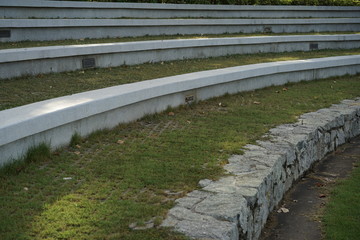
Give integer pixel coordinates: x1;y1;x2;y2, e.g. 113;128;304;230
1;18;360;42
2;34;360;79
2;0;360;19
162;98;360;240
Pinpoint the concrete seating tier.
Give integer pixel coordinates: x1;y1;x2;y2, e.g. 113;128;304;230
1;2;360;239
1;18;360;42
1;34;360;79
1;55;359;167
2;0;360;19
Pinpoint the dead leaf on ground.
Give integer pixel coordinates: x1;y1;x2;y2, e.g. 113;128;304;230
117;140;125;144
253;101;261;105
277;207;290;213
319;194;327;198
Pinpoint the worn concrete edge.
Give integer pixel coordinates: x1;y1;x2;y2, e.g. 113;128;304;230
0;55;359;166
161;99;360;240
2;0;360;11
2;18;360;28
1;34;359;63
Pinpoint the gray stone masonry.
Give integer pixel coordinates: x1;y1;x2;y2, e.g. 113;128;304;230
162;98;360;240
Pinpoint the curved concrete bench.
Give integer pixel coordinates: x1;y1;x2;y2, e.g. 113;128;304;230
1;34;360;79
2;0;360;19
1;55;359;166
1;18;360;42
162;98;360;240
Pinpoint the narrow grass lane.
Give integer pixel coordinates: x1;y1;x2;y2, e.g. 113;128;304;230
0;32;357;50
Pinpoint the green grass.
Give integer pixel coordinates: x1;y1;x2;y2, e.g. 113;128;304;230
0;73;359;240
323;163;360;240
1;48;360;111
0;143;51;176
69;133;83;148
0;32;358;50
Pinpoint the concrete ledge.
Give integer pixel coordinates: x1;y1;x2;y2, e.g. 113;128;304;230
162;97;360;240
2;0;360;18
1;34;360;79
1;18;360;42
1;55;360;166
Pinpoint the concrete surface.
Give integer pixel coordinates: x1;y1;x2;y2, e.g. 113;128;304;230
2;34;360;79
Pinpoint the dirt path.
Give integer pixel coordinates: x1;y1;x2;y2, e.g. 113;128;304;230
260;136;360;240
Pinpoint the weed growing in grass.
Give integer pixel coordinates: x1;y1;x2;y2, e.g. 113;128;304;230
69;132;82;148
0;143;50;175
25;143;51;163
0;74;359;239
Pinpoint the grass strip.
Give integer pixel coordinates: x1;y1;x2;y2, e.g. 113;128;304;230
1;48;360;111
323;162;360;240
0;32;358;50
0;73;359;240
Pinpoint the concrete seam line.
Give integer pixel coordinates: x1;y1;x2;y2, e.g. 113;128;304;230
2;18;360;28
161;97;360;240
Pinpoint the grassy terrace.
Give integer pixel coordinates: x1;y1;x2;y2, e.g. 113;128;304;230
1;73;360;240
1;48;360;111
0;32;358;50
1;46;360;239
